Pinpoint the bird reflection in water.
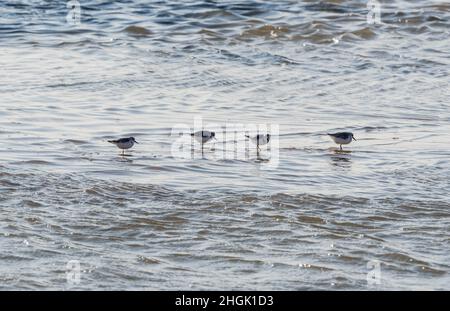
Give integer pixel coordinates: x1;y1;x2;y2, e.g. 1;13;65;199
255;150;270;163
116;156;133;163
330;150;352;168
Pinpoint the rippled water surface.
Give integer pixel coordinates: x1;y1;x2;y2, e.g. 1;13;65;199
1;0;449;290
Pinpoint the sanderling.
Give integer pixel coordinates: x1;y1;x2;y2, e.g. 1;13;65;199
327;132;356;150
108;137;139;156
245;133;270;151
191;130;216;150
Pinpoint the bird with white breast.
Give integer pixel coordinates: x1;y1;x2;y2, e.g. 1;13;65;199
327;132;356;150
108;137;139;156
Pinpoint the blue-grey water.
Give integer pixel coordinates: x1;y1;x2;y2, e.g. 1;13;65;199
0;0;449;290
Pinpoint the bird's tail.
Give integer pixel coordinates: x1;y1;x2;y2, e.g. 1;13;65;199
107;140;115;144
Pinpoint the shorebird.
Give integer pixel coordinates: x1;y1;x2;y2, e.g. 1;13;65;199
191;130;216;144
191;130;216;151
245;133;270;151
108;137;138;156
327;132;356;150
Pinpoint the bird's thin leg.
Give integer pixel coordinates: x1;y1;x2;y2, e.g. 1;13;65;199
340;145;342;151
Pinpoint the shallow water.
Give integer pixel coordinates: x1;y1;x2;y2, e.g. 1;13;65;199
0;0;449;290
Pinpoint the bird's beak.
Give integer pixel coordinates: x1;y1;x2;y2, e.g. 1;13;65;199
134;140;139;144
352;136;357;141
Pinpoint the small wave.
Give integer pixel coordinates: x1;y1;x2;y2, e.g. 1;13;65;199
240;24;290;40
63;139;89;145
123;25;152;37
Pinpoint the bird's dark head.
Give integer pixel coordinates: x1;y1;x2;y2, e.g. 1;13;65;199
267;133;271;141
211;132;215;137
131;137;139;144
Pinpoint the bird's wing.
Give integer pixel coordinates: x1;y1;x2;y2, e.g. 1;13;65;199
328;133;348;139
336;133;350;139
112;138;131;144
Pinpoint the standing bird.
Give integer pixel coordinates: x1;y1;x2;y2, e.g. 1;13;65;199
108;137;138;156
191;130;216;151
327;132;356;150
245;133;270;151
